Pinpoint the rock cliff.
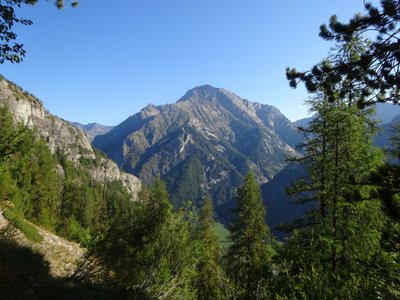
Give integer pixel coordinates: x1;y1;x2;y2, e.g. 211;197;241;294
0;78;141;199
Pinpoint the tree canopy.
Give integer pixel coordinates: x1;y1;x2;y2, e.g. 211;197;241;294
287;0;400;107
0;0;78;64
227;172;274;299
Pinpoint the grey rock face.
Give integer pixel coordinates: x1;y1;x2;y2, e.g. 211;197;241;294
0;80;93;162
0;78;141;200
94;85;300;208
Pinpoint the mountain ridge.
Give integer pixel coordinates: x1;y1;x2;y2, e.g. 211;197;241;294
72;122;114;140
94;85;301;213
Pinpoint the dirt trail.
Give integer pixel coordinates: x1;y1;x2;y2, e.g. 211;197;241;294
0;212;85;277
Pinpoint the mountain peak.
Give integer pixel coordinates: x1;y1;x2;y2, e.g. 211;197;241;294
140;103;160;119
93;84;302;216
188;84;221;93
177;84;229;103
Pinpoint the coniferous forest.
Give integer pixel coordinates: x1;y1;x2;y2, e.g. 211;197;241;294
1;0;400;299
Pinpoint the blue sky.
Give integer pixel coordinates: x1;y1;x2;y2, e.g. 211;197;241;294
1;1;372;125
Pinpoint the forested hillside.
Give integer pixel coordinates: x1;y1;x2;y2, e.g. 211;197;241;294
1;0;400;299
0;104;137;243
1;79;399;298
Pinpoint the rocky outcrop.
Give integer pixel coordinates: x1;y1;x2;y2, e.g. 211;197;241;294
0;79;93;162
0;78;141;199
89;158;141;198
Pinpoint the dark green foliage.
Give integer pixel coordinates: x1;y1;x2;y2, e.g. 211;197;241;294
102;180;134;225
275;204;388;299
0;106;134;244
278;35;400;297
3;209;43;242
0;1;78;64
369;121;400;297
78;178;198;299
0;168;22;211
167;156;207;207
227;173;274;299
58;154;102;237
0;105;26;167
284;5;400;295
287;0;400;107
196;198;229;300
57;153;134;242
0;1;33;64
20;134;61;227
0;105;143;297
284;105;387;297
213;221;231;248
0;105;61;228
64;216;91;245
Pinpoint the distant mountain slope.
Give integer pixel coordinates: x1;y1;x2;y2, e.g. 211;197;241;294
375;103;400;124
294;103;400;128
293;116;314;129
294;103;400;150
261;164;314;240
375;115;400;149
94;85;301;210
72;122;114;140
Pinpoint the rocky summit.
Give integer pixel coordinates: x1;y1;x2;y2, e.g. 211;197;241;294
93;85;301;211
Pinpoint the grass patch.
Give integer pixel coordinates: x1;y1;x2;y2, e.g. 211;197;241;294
214;222;231;249
3;209;43;243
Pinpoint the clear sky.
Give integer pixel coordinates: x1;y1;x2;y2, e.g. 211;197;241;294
1;0;373;125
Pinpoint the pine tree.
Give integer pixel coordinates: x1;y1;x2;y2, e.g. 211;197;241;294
279;37;393;299
0;106;25;171
369;121;400;298
287;0;400;107
27;136;60;227
196;198;228;300
227;172;274;299
81;177;198;299
0;106;24;210
373;121;400;222
280;94;385;298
